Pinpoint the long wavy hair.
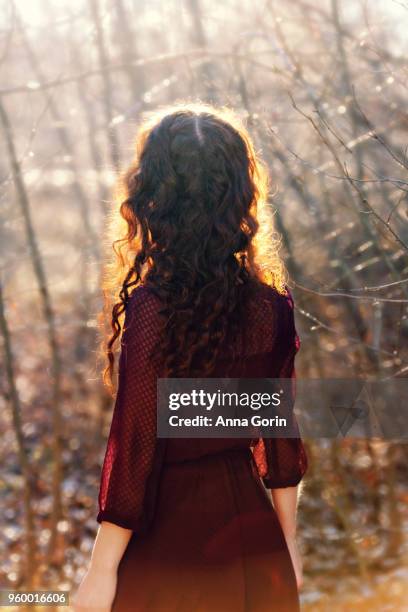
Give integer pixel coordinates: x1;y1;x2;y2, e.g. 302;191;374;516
101;101;287;392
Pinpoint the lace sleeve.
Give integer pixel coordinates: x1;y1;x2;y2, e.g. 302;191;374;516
97;287;163;531
252;288;308;488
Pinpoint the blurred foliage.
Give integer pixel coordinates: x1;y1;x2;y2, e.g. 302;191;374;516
0;0;407;610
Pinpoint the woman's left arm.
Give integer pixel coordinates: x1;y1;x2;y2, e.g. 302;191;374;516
74;288;162;610
73;522;131;611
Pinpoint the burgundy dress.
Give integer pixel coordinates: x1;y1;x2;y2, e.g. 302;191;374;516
97;283;308;612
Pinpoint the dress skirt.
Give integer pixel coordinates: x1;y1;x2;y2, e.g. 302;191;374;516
112;447;300;612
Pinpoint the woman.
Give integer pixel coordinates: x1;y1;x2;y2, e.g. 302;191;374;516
74;102;308;612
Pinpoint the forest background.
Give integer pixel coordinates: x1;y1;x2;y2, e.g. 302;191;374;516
0;0;407;609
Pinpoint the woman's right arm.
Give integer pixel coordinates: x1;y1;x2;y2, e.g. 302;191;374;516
271;485;304;588
252;288;308;589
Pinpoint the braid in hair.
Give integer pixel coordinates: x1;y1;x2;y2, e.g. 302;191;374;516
103;102;286;388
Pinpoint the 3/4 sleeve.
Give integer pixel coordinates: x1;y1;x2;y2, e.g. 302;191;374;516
252;288;308;488
97;287;163;531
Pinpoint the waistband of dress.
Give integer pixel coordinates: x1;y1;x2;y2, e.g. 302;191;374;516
163;443;254;467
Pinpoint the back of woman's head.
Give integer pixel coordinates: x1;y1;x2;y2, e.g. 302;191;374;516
103;102;286;387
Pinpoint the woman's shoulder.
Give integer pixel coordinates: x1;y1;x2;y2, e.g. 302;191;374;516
125;285;163;325
248;282;297;335
240;281;297;354
250;281;295;311
128;284;161;305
